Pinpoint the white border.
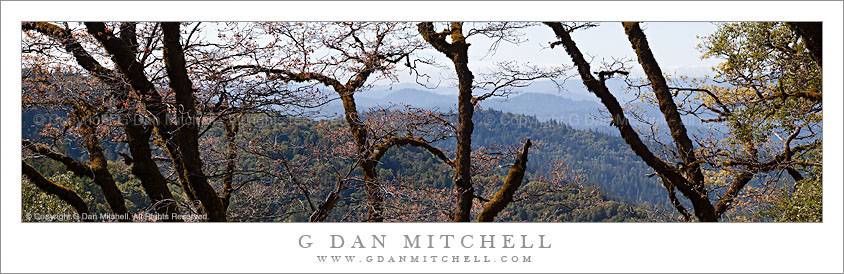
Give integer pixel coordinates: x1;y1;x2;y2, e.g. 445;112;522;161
2;1;842;273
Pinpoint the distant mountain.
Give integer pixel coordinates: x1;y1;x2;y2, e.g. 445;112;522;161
480;92;605;129
508;79;601;102
380;88;456;110
362;79;603;102
319;87;614;131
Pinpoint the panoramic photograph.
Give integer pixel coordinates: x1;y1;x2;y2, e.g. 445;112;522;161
19;21;822;223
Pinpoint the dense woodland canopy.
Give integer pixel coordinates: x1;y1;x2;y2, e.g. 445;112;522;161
20;21;821;222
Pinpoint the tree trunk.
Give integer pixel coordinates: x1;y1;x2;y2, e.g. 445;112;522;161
417;22;478;222
622;22;718;222
452;48;476;222
72;106;129;218
221;115;239;211
123;116;181;219
161;22;227;222
336;86;384;222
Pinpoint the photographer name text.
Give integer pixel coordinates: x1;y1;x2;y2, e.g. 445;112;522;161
299;234;551;249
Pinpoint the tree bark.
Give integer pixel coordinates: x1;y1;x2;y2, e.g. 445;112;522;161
24;120;129;219
714;171;754;217
622;22;718;221
336;85;385;222
786;22;822;67
123;117;181;218
661;177;692;222
220;115;239;211
371;137;454;168
22;23;117;82
418;22;476;222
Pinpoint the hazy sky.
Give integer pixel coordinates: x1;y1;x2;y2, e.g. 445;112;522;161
195;22;724;90
386;22;723;86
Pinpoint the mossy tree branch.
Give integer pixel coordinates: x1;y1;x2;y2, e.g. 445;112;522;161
478;139;532;222
22;160;91;218
22;139;93;179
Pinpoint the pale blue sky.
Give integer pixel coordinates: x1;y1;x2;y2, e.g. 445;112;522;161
388;22;723;86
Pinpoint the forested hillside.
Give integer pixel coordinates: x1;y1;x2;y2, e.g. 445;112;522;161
23;107;661;221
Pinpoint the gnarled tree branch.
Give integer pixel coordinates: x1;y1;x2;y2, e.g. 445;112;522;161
546;22;717;221
371;137;454;168
22;160;91;218
478;139;532;222
623;22;705;188
22;139;93;179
